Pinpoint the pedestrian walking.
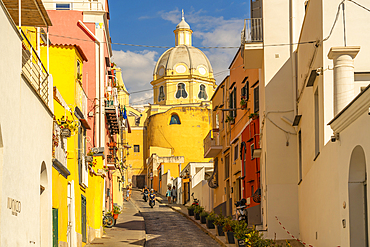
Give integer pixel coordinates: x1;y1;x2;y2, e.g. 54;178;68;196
126;185;130;201
166;186;172;203
129;183;132;200
171;185;177;204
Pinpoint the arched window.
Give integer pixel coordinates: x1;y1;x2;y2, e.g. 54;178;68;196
198;84;207;100
175;83;188;99
158;86;165;102
170;114;181;125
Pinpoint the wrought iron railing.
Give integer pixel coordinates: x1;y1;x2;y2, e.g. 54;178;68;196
21;30;49;104
241;18;263;43
203;130;221;154
54;123;67;167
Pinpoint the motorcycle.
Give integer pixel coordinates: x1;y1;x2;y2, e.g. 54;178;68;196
191;192;199;206
143;191;149;202
235;199;248;223
149;193;155;208
102;211;115;228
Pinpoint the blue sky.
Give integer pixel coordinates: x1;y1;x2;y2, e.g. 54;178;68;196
109;1;251;105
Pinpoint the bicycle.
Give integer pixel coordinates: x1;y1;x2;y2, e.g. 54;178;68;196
102;211;115;228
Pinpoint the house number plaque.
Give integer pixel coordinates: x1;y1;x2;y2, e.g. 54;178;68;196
7;197;21;216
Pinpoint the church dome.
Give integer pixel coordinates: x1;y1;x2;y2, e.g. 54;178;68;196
154;45;213;77
176;18;190;29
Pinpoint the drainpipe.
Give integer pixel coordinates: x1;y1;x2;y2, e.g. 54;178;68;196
77;20;103;147
328;46;360;116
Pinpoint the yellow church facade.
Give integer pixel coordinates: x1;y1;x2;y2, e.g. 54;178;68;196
144;15;216;193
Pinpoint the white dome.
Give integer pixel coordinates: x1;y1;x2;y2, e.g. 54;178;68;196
176;18;190;29
153;45;213;76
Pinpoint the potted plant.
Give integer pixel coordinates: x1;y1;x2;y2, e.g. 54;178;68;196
240;97;247;109
206;211;216;229
249;113;259;120
187;205;195;216
233;221;248;247
194;205;203;220
244;226;277;247
57;116;77;137
225;115;235;124
200;211;208;224
112;205;122;220
213;213;225;236
223;217;236;244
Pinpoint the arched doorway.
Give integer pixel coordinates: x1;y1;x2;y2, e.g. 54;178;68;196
348;145;369;246
40;162;48;247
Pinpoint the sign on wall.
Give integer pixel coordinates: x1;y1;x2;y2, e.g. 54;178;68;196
7;197;21;216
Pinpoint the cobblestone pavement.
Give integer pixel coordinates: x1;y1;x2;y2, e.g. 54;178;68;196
131;190;221;247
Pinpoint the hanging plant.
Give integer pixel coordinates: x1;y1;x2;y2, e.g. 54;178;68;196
57;116;78;135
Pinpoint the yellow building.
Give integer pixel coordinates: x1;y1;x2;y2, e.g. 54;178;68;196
42;45;105;246
144;15;216;194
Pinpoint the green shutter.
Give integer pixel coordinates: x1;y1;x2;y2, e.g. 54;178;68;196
81;195;87;242
52;208;58;247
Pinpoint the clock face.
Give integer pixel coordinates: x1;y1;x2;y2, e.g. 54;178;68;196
175;65;186;73
198;66;207;75
158;67;165;76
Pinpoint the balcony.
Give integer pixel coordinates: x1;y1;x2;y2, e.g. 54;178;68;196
105;100;119;135
21;30;49;105
52;123;70;178
42;1;105;11
204;130;223;158
241;18;263;69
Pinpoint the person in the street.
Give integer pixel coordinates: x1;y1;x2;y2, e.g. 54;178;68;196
142;186;149;201
149;189;156;207
128;183;132;200
166;186;172;203
126;185;130;201
171;185;177;204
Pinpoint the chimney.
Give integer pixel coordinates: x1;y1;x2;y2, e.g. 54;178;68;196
328;46;360;115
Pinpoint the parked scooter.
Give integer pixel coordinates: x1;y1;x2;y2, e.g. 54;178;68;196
191;192;199;206
149;192;155;208
235;199;248;223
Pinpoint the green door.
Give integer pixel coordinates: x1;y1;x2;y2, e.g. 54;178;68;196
81;195;87;243
52;208;58;247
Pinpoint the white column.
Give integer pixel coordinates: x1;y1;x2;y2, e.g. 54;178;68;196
328;46;360;115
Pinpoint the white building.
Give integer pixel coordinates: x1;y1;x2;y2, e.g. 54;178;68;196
0;1;53;246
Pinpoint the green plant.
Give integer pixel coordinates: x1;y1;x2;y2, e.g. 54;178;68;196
233;221;249;240
200;211;208;217
243;226;291;247
57;116;78;133
240;97;247;107
194;205;204;214
206;211;216;221
187;205;196;210
113;205;122;214
225;114;235;123
77;73;82;80
249;113;259;119
222;217;236;232
213;213;225;226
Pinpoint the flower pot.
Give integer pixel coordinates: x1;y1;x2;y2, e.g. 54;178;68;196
241;104;247;109
224;231;235;244
252;115;258;120
195;212;200;220
188;208;194;216
235;238;246;247
215;225;225;236
61;128;71;137
113;213;119;220
206;219;215;229
200;215;207;224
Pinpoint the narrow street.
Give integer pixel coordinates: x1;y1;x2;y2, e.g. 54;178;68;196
131;190;221;247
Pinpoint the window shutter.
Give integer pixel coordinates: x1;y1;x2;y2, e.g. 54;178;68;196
246;81;249;101
233;87;237;118
229;92;233;118
254;86;259;113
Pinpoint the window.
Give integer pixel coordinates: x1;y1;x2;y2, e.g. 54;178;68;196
254;86;259;113
251;143;255;160
198;84;207;100
77;60;81;75
158;86;165;102
314;89;319;157
234;144;239;161
229;87;237;119
251;185;254;197
134;145;140;152
215;113;219;129
56;3;70;10
241;80;249;101
225;154;230;180
170;114;181;125
298;130;302;183
175;83;188;99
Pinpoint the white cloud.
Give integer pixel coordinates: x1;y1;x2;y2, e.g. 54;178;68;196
159;8;181;24
112;50;157;104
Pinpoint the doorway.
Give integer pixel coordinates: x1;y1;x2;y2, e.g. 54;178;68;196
348;145;369;247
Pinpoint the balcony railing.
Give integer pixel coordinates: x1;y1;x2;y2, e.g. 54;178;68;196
21;30;49;105
204;130;223;158
242;18;263;43
42;1;104;11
